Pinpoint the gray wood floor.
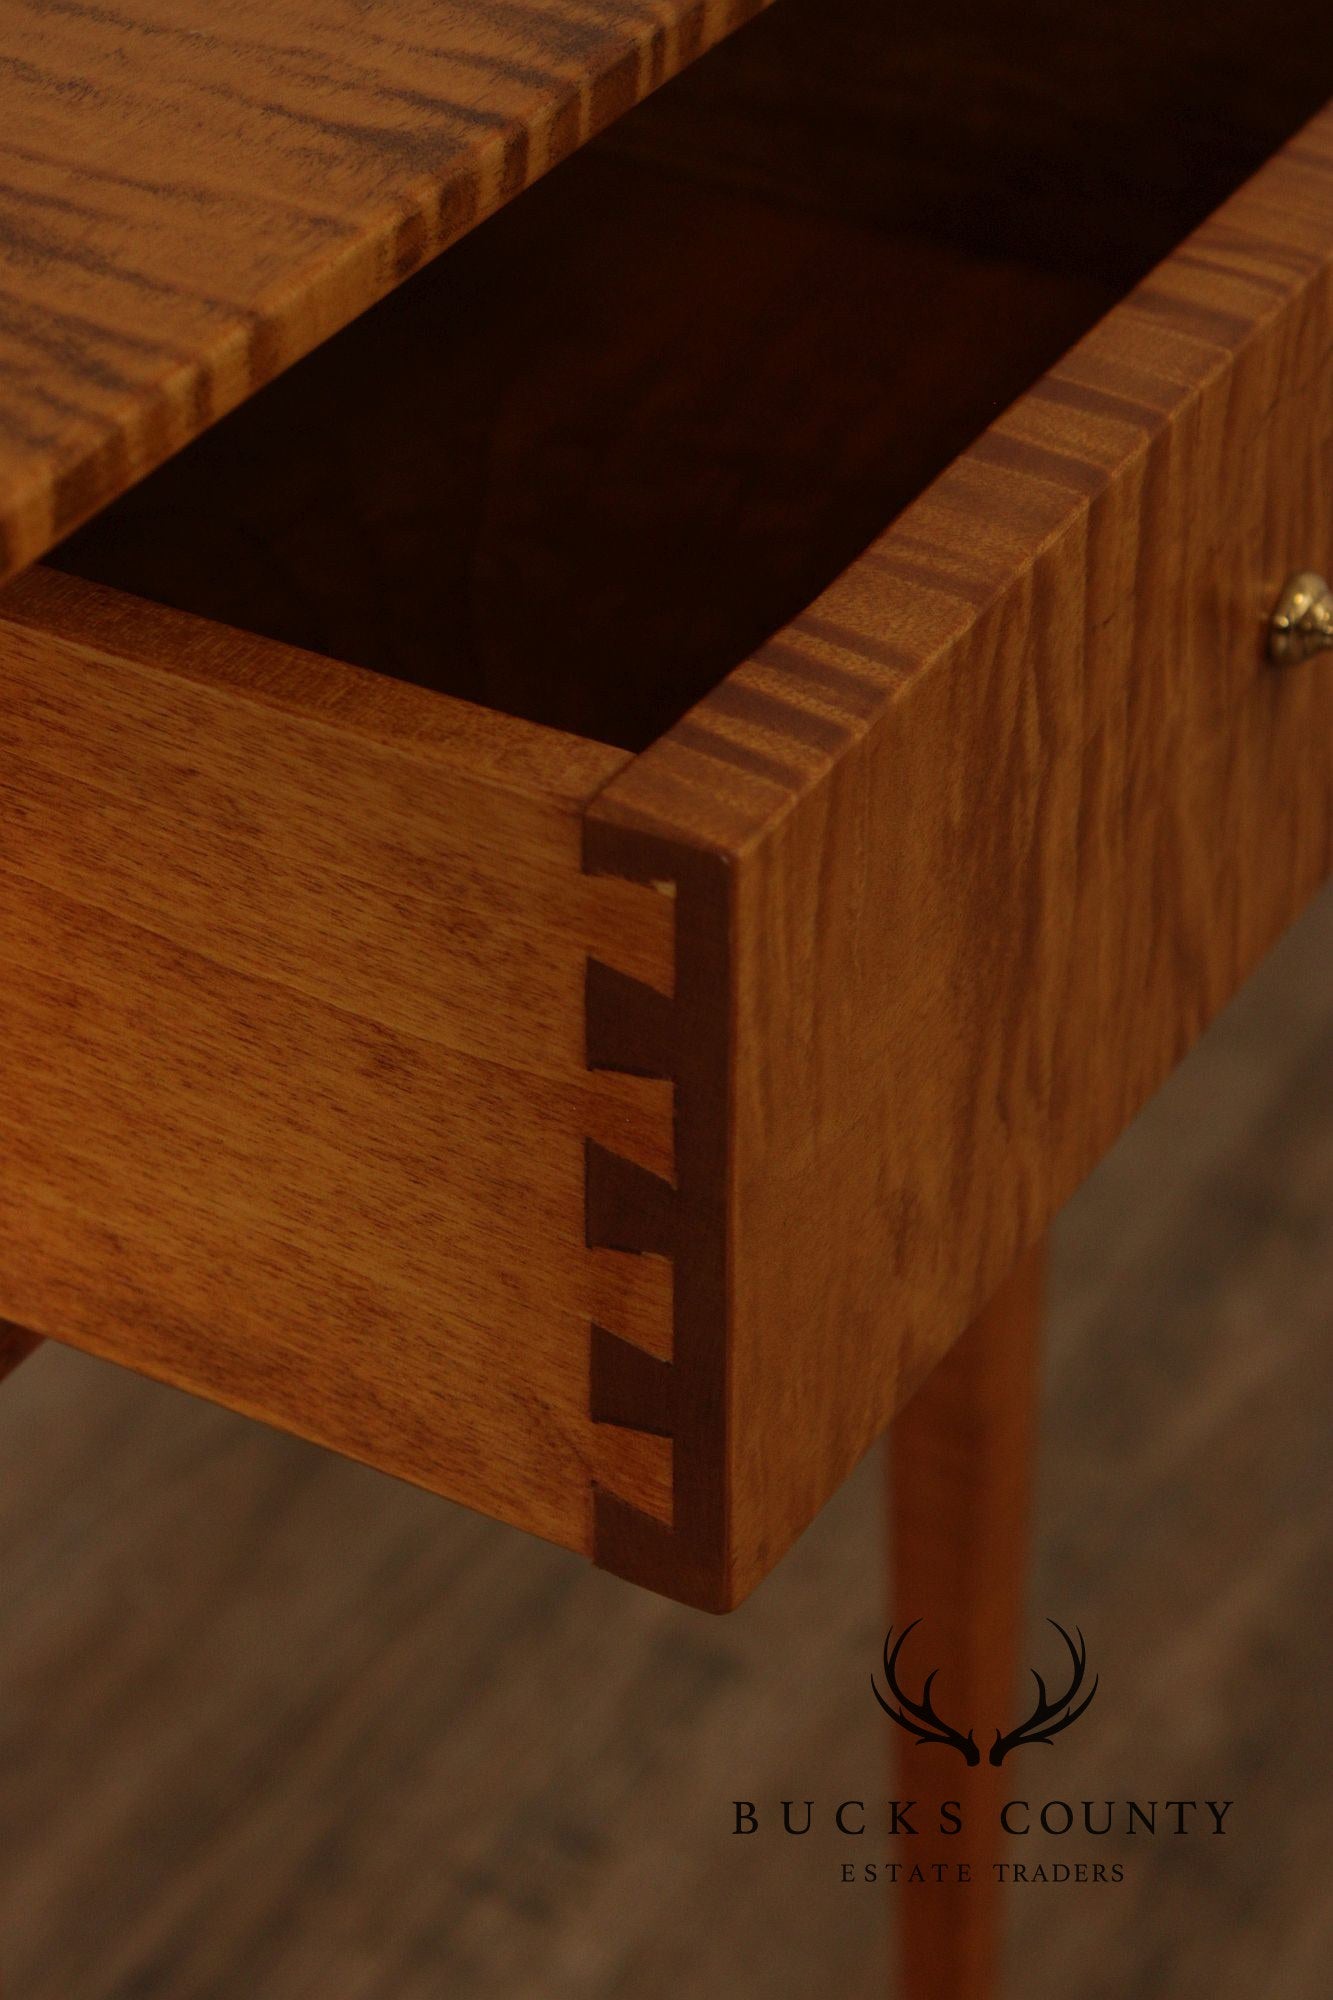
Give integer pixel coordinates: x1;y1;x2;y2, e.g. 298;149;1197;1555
1;886;1330;2000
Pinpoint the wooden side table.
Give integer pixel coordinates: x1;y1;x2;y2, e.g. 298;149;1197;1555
1;3;1330;1993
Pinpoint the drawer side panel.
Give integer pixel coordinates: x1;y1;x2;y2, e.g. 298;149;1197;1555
0;579;675;1556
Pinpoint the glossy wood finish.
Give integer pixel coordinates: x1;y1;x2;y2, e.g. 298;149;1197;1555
51;0;1333;752
0;566;677;1558
588;109;1333;1605
0;0;767;582
2;2;1330;1615
889;1247;1043;2000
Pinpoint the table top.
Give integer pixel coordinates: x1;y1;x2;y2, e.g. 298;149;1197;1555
0;0;765;588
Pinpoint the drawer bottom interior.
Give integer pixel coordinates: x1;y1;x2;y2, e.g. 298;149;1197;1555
49;0;1333;753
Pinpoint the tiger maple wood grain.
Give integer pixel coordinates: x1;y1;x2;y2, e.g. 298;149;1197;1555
588;110;1333;1604
0;568;676;1555
0;0;767;583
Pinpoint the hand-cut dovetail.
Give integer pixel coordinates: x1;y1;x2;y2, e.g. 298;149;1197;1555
585;1139;675;1257
586;959;675;1077
590;1326;675;1437
582;822;731;1610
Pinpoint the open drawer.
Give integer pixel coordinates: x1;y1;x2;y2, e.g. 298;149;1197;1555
2;0;1331;1609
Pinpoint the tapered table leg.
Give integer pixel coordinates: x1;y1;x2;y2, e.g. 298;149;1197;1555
887;1244;1044;2000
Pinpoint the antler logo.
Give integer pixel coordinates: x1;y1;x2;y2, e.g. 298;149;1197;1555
872;1619;1098;1766
990;1620;1098;1764
871;1620;981;1765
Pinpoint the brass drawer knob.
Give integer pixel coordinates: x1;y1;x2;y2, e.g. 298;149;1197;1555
1269;570;1333;664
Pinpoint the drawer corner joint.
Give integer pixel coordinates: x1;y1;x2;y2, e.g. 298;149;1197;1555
581;812;732;1612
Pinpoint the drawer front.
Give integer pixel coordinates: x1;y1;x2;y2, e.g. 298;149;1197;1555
586;111;1333;1607
0;571;676;1558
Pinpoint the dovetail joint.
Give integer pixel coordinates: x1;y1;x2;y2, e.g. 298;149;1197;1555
582;821;730;1611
